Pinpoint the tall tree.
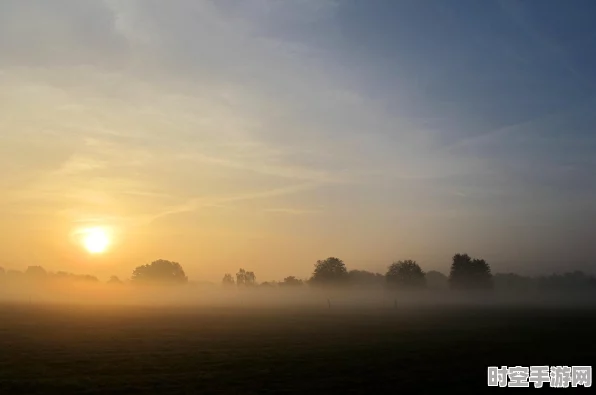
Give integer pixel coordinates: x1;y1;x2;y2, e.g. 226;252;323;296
449;253;492;290
310;257;348;286
131;259;188;285
236;269;256;286
245;271;256;286
386;260;426;288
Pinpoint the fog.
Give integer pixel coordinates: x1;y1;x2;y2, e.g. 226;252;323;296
2;280;596;311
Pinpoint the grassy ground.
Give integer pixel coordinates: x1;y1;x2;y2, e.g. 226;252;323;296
0;303;594;394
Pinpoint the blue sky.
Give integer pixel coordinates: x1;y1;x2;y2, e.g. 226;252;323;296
0;0;595;280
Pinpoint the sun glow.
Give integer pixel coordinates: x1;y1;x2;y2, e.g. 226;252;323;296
82;227;110;254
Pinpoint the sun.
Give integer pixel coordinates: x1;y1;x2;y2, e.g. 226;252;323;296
82;227;110;254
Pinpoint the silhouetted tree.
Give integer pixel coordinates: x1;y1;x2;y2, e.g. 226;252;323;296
386;260;426;289
449;253;492;290
222;273;235;286
260;281;277;288
75;274;99;282
25;266;47;280
131;259;188;285
536;271;596;292
493;273;534;293
51;271;73;281
236;269;256;286
279;276;303;287
426;270;448;290
47;271;96;283
236;269;245;286
107;276;123;285
310;257;348;286
246;271;256;285
347;270;384;287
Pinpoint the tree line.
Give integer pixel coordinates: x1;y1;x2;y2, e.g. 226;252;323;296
0;265;101;284
2;254;596;293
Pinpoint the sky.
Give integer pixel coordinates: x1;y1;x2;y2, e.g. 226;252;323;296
1;0;596;282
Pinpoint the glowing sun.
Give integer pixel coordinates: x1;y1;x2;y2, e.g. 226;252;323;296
82;228;110;254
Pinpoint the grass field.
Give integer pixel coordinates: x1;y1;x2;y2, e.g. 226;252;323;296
0;303;594;394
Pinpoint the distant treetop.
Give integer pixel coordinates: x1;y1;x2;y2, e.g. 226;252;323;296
310;257;348;286
222;273;235;286
280;276;304;287
25;266;47;279
449;253;493;290
236;269;256;286
131;259;188;285
386;260;426;289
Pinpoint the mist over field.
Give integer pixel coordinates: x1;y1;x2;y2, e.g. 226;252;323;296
2;282;595;394
2;0;596;392
2;274;596;309
2;258;596;393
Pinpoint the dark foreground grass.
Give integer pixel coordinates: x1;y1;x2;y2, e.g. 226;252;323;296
0;304;594;394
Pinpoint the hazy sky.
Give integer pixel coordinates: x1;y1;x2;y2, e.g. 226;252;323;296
1;0;596;281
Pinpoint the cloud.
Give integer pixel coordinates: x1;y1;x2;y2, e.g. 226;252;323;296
0;0;128;69
262;208;322;215
147;182;321;224
0;0;486;253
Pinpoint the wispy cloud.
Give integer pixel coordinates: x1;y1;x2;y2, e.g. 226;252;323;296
0;0;453;231
147;182;321;223
262;208;322;215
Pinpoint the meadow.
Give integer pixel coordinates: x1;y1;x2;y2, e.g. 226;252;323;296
1;301;595;394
